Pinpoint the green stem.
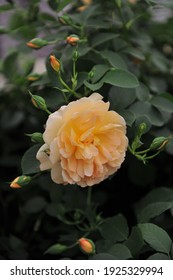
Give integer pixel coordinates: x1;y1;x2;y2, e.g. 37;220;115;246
45;108;52;115
87;187;92;208
145;151;160;160
135;148;151;155
128;145;134;154
58;73;81;98
73;60;76;80
47;39;61;45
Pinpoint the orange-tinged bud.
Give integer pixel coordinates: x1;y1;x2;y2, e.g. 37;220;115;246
10;175;32;189
67;34;80;46
27;74;41;81
10;177;21;189
77;0;92;11
78;238;95;255
50;55;61;72
26;38;48;49
26;42;41;49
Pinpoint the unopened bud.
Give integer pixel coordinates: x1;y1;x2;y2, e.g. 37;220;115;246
88;70;94;80
136;122;147;138
73;50;79;61
50;55;61;72
29;91;48;111
26;132;44;143
138;122;147;133
26;38;48;49
59;15;72;25
150;137;169;151
10;175;32;189
67;34;80;46
27;74;41;81
78;238;95;255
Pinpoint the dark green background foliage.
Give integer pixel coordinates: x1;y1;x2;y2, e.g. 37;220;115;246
0;0;173;260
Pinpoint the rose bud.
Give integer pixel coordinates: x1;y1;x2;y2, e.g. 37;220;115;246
26;132;44;143
27;74;41;82
66;34;80;46
59;15;72;25
150;137;169;151
29;91;48;112
10;175;32;189
49;55;61;72
26;38;48;49
78;238;95;255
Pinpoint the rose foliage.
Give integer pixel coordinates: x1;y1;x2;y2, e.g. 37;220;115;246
0;0;173;260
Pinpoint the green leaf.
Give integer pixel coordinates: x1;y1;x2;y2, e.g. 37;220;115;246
137;202;173;223
151;52;167;72
103;69;139;88
21;144;41;175
150;96;173;113
39;12;56;22
109;87;136;109
80;4;101;22
3;52;19;81
136;83;150;101
90;64;110;83
76;72;88;90
24;196;47;213
92;33;119;47
99;214;129;242
147;0;173;9
118;110;136;126
95;240;112;253
138;223;172;254
87;19;109;29
101;50;127;70
128;161;156;187
148;253;170;260
45;243;68;255
0;26;8;34
135;187;173;210
0;4;13;12
77;45;91;56
129;101;165;126
108;244;132;259
84;80;103;91
125;226;144;256
124;47;145;61
41;88;64;109
90;253;118;260
47;0;58;10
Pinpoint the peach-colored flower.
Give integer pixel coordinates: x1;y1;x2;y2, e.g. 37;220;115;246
36;93;128;187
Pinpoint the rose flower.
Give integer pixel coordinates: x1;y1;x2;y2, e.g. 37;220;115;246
36;93;128;187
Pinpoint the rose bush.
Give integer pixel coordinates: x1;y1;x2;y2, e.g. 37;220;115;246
1;0;173;260
36;93;128;187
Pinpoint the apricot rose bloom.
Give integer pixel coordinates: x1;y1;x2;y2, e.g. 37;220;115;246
36;93;128;187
